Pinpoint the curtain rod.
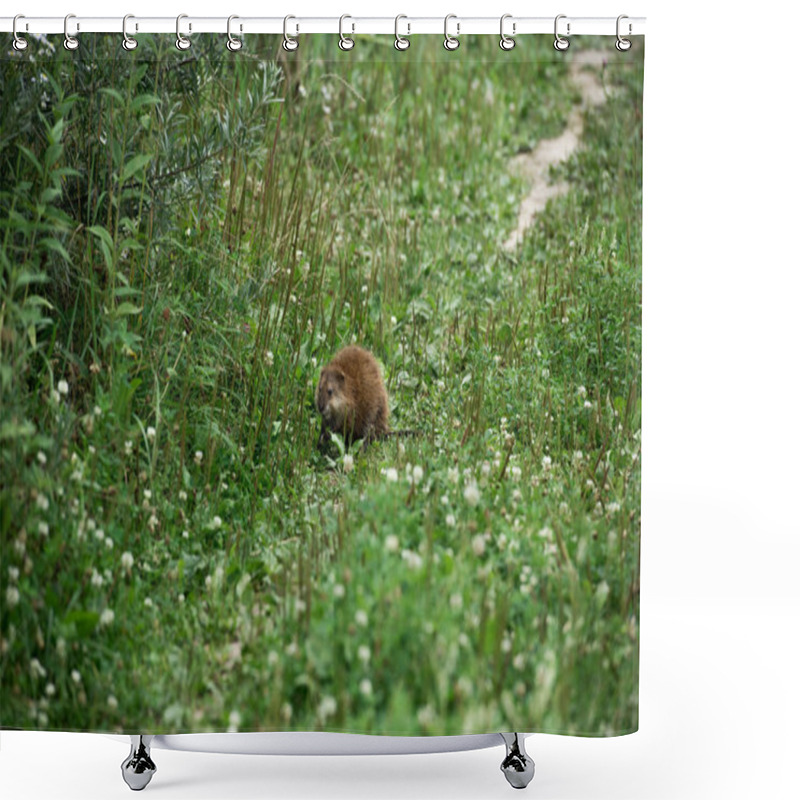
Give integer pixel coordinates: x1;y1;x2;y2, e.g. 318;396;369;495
2;15;646;37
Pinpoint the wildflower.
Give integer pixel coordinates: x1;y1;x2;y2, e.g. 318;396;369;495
265;351;274;367
5;586;20;608
71;670;82;684
8;566;19;582
577;385;587;397
541;455;552;472
402;549;423;570
538;526;553;540
107;695;118;710
37;522;49;538
513;654;526;670
30;658;46;678
385;467;399;483
412;465;423;484
355;609;368;627
46;683;56;697
607;501;621;513
359;679;373;697
194;450;203;465
268;651;279;666
471;535;486;557
124;440;133;456
99;608;115;627
91;570;104;588
384;535;400;553
121;552;134;571
211;516;222;530
228;710;242;732
463;482;480;507
37;451;47;466
318;696;337;721
144;597;153;608
104;536;114;550
447;467;459;484
333;583;345;599
357;645;370;664
510;466;522;482
446;513;456;527
342;454;354;474
417;705;435;727
57;380;69;396
178;490;188;502
146;426;156;442
35;495;49;511
450;593;463;610
441;495;449;506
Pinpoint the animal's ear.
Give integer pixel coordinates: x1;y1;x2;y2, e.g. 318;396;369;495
330;367;345;384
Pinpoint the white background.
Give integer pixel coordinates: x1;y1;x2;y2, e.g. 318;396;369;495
3;1;799;798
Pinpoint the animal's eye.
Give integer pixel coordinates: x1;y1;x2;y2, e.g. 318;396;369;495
328;388;333;396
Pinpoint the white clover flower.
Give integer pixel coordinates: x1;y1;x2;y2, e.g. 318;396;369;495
146;426;156;442
541;455;552;472
355;609;368;627
107;695;118;710
501;636;512;654
143;489;152;501
333;583;345;599
359;678;373;697
91;570;104;588
384;535;400;553
8;566;19;583
342;454;354;474
178;490;188;502
57;380;69;396
36;494;49;511
538;526;553;540
471;535;486;557
71;669;82;684
463;482;480;507
412;465;423;484
267;651;279;666
99;608;115;627
265;351;274;367
30;658;46;678
446;513;456;528
607;501;621;513
357;645;371;664
510;466;522;482
182;530;189;539
45;683;56;697
401;549;423;570
147;514;158;532
124;440;133;456
318;696;337;721
385;467;399;483
513;654;526;670
210;515;221;530
121;552;134;571
450;593;463;610
37;451;47;466
577;385;587;397
447;467;459;484
37;522;49;538
417;705;435;727
144;597;153;608
6;586;20;607
194;450;203;465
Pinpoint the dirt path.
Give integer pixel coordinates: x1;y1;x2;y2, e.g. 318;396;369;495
503;51;610;251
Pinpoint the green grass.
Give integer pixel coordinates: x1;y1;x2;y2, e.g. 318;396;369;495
1;35;642;736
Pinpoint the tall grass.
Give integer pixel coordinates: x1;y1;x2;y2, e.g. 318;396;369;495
1;35;642;736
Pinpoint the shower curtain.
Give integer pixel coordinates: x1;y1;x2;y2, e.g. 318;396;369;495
1;30;643;740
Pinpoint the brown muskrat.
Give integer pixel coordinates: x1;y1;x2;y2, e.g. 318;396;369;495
316;346;390;449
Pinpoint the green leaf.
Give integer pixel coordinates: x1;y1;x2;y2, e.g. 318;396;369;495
120;153;153;183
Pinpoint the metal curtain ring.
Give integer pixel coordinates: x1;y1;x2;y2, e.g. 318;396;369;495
63;13;79;50
176;14;191;50
122;14;138;51
394;14;410;51
339;14;354;50
283;15;299;51
443;14;460;51
499;14;515;51
554;14;569;51
226;15;243;51
616;14;632;51
12;14;29;51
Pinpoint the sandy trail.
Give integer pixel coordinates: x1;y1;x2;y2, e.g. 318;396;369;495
503;51;609;251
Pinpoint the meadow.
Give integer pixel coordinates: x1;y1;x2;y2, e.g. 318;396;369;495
1;34;642;736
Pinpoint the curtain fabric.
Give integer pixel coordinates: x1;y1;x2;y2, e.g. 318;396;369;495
1;34;643;737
